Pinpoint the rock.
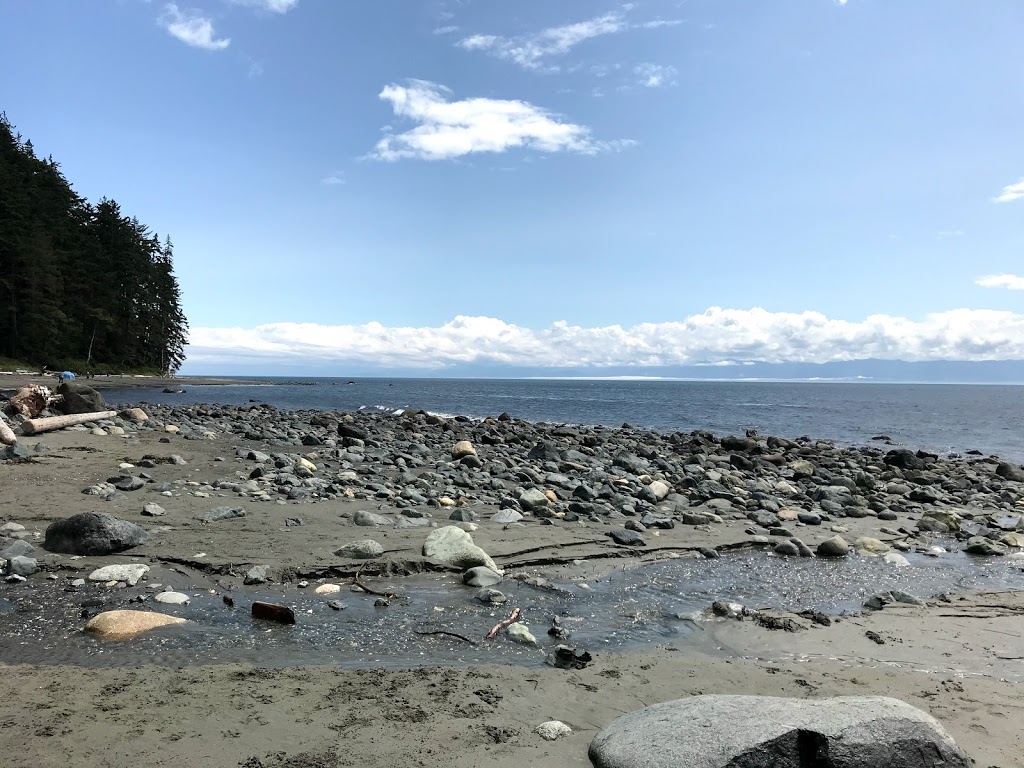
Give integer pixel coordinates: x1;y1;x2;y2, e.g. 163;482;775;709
518;488;550;511
142;502;166;517
294;456;317;474
154;591;190;605
314;584;342;594
588;695;970;768
119;408;149;422
6;555;38;577
244;565;269;585
646;480;671;501
996;462;1024;482
476;588;507;604
84;610;187;640
88;564;150;586
492;510;523;524
422;526;498;571
1000;532;1024;548
353;510;393;526
773;540;800;557
0;539;35;559
45;512;150;556
463;566;502;587
56;382;107;414
797;512;821;526
114;476;145;492
816;535;849;557
506;622;537;645
334;539;384;559
964;537;1007;556
536;721;573;741
452;440;477;460
194;506;245;523
0;522;26;534
449;509;477;522
883;552;910;567
854;536;890;554
788;459;815;477
251;601;295;624
608;529;646;547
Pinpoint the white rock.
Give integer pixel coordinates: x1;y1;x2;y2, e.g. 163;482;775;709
883;552;910;567
88;564;150;586
154;591;190;605
422;526;498;572
314;583;342;594
506;622;537;645
536;720;573;741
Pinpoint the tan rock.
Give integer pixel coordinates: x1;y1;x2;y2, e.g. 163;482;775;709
1001;532;1024;548
119;408;149;422
452;440;477;459
84;610;187;640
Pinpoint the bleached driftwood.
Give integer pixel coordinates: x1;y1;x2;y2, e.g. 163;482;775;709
22;410;117;435
0;416;16;446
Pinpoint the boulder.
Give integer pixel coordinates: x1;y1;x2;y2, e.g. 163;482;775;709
194;506;245;523
518;488;550;511
334;539;384;559
353;510;393;527
995;462;1024;482
506;622;537;645
463;566;502;587
88;563;150;586
589;695;970;768
118;408;149;423
854;536;890;554
56;382;107;414
84;610;187;640
646;480;671;502
816;535;849;557
6;555;38;577
609;529;646;547
44;511;150;555
964;537;1006;556
491;510;523;524
451;440;477;460
422;526;498;571
154;591;190;605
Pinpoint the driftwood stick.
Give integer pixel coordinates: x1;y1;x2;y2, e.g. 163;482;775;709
21;410;117;435
414;629;478;645
0;417;16;446
353;564;400;598
485;607;522;640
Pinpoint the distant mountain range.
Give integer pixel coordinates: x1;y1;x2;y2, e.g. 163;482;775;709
181;359;1024;384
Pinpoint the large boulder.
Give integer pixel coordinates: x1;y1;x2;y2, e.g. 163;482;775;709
84;610;187;640
56;382;107;415
589;695;970;768
422;526;498;571
44;511;149;555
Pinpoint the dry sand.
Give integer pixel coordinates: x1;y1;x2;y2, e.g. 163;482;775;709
0;404;1022;767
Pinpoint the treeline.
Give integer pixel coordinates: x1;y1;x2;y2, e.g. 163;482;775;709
0;114;188;374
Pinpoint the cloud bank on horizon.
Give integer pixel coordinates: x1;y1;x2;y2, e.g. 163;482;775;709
184;307;1024;370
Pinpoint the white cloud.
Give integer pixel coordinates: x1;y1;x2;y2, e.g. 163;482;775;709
371;80;632;161
994;179;1024;203
229;0;299;13
160;4;230;50
634;63;677;88
434;25;459;35
976;274;1024;291
185;307;1024;369
320;172;345;186
457;7;681;71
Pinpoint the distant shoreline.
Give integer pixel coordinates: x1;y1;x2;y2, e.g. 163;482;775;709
0;373;273;393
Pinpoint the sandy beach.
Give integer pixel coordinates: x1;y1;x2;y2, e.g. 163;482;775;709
1;390;1023;767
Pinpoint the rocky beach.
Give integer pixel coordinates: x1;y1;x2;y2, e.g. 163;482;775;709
2;382;1024;767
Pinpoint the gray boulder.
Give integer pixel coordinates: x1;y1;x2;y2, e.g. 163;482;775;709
996;462;1024;482
56;381;108;414
195;506;245;523
463;566;502;587
518;488;549;511
0;539;35;560
422;526;498;571
353;510;393;526
589;695;970;768
817;535;849;557
6;556;38;577
334;539;384;559
44;511;150;555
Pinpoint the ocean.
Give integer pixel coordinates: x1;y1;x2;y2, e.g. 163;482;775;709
101;378;1024;463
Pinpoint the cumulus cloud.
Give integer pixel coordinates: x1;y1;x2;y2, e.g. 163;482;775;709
160;4;230;50
634;63;677;88
994;179;1024;203
371;80;631;161
185;307;1024;369
457;7;681;71
320;172;345;186
229;0;299;13
976;274;1024;291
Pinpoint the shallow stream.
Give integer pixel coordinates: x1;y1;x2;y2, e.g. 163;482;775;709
2;547;1023;668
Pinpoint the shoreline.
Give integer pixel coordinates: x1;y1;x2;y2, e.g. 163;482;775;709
2;398;1024;766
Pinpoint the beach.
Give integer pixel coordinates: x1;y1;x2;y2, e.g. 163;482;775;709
1;388;1024;766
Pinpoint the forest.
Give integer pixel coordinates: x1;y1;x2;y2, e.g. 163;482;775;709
0;114;188;374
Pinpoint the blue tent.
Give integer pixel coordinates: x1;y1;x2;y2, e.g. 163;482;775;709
60;371;75;381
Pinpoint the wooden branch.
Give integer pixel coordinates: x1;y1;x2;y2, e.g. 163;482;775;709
485;607;522;640
353;564;401;598
414;629;477;645
0;417;16;446
21;411;117;435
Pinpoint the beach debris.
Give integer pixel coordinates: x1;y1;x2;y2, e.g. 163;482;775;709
413;628;477;644
84;610;188;640
352;564;401;599
486;607;522;639
545;645;593;670
251;601;295;624
21;409;116;435
6;385;60;419
223;595;235;608
0;415;16;446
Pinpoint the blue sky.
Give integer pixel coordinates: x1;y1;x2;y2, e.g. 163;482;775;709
2;0;1022;375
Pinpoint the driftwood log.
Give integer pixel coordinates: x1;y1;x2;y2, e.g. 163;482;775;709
21;410;117;435
0;417;16;446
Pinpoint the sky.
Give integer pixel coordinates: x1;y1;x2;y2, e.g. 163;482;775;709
1;0;1023;377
